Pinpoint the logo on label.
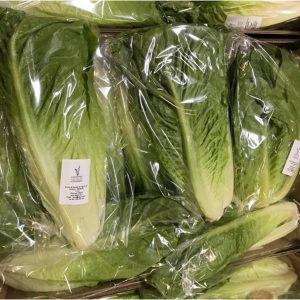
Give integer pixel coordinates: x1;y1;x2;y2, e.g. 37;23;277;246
59;159;90;205
75;166;80;176
71;165;83;183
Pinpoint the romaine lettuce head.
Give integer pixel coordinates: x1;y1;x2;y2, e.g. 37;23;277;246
231;40;300;208
202;257;297;299
158;1;300;29
149;201;299;298
0;1;162;26
1;197;189;292
197;1;300;29
0;10;108;250
105;25;234;221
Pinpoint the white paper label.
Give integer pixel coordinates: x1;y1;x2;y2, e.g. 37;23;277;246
225;15;263;29
282;140;300;176
59;159;91;205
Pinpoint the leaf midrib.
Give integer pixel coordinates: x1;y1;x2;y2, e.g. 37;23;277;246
165;68;211;216
9;26;74;239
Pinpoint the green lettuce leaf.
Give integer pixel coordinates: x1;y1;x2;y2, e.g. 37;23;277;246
0;10;42;255
0;110;42;255
94;57;153;194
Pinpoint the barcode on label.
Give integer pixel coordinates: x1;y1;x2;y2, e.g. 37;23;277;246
282;140;300;176
225;15;262;30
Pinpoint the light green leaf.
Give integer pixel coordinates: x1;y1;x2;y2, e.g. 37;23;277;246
201;257;297;299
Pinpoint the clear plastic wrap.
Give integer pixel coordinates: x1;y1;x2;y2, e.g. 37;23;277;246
1;6;300;299
0;196;185;293
0;110;43;257
158;1;300;30
140;255;299;299
229;36;300;209
146;202;298;298
0;1;163;27
0;9;112;251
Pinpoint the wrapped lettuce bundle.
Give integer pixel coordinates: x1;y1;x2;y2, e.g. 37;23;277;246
230;38;300;208
141;257;297;299
101;24;235;221
0;1;163;27
1;197;199;293
158;1;300;30
201;257;297;299
0;9;108;250
148;202;298;298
